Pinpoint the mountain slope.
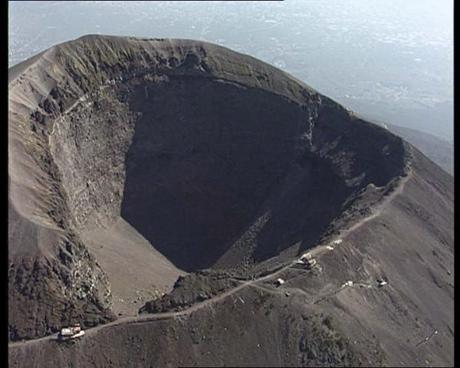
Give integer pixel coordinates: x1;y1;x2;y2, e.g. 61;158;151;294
387;124;453;175
8;35;453;366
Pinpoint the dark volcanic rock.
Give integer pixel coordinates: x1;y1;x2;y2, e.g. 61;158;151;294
139;270;238;313
8;35;452;367
10;286;376;367
9;35;407;275
8;184;115;341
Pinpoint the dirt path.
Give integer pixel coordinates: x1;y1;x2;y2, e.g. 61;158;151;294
9;167;412;349
250;275;377;306
306;165;413;261
8;254;308;349
340;168;412;238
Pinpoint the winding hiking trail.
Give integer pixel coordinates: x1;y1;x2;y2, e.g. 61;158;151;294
9;166;412;349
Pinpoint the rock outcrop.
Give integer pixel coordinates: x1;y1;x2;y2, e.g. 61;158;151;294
8;36;452;367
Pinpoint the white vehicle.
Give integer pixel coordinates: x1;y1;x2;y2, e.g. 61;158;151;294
58;323;85;341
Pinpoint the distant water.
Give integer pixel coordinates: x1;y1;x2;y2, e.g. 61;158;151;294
8;0;453;141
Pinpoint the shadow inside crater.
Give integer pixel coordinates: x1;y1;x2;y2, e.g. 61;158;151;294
120;76;350;271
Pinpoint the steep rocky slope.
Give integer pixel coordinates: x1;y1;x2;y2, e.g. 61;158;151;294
8;35;453;366
9;147;453;367
361;115;454;175
387;124;453;175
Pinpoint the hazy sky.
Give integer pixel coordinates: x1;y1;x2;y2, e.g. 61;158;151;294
9;0;453;141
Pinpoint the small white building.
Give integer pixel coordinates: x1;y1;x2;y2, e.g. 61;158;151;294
275;278;285;287
299;253;317;269
306;258;317;268
300;252;312;261
58;323;85;341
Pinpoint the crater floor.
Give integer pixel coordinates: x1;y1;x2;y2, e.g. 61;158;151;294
9;35;411;335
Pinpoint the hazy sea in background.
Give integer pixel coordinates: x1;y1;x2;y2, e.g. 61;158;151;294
8;0;453;142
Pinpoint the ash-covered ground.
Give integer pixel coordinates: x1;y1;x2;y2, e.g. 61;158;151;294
8;35;453;367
